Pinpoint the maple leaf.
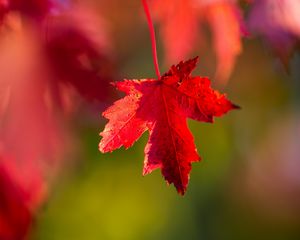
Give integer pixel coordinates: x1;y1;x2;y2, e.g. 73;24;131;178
0;0;114;198
0;2;114;238
0;2;115;171
99;57;238;195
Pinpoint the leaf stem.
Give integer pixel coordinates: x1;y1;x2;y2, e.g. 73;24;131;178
142;0;161;79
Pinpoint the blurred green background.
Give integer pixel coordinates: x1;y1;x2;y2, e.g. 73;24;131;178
33;1;300;239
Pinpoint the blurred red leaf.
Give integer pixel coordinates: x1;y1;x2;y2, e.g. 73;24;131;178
0;22;52;232
0;165;32;240
0;152;47;240
0;1;115;167
99;57;238;194
151;0;199;66
10;0;51;18
0;14;63;166
150;0;244;83
45;4;115;102
0;2;116;236
205;1;243;83
248;0;300;62
0;0;51;20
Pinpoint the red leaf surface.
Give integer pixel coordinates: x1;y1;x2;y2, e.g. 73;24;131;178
9;0;51;18
0;2;115;238
99;57;238;194
0;2;114;172
0;153;47;240
0;14;64;166
45;4;115;102
0;165;32;240
0;0;51;20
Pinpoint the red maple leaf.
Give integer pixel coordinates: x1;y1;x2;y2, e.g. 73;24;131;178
99;57;238;195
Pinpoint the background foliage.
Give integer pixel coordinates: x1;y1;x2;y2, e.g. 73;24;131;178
0;0;300;239
35;1;300;239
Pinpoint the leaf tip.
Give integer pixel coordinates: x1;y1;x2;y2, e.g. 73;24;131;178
98;142;106;153
176;185;186;196
232;103;241;110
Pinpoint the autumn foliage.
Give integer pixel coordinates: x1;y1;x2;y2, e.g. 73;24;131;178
99;57;237;194
0;0;299;238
